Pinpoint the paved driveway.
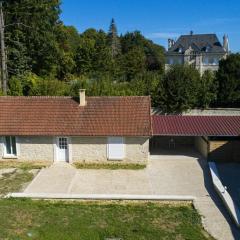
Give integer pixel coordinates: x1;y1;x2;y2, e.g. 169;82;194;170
25;153;207;196
24;152;240;240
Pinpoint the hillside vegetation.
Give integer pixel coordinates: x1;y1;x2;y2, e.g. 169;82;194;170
3;0;240;112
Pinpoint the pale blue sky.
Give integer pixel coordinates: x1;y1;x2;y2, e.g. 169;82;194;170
61;0;240;52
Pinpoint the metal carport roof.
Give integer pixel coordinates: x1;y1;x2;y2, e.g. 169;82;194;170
152;115;240;137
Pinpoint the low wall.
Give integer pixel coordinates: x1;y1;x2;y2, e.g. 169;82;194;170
152;108;240;116
209;162;240;227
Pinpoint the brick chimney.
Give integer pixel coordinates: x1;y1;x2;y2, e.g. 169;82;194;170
79;89;86;106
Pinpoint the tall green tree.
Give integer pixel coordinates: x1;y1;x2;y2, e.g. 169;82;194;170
4;0;63;77
121;31;165;72
158;65;201;113
198;70;218;108
122;47;146;81
75;29;113;76
74;38;95;75
216;53;240;107
130;72;161;104
108;18;121;58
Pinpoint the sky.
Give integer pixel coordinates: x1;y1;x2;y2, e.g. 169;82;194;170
61;0;240;52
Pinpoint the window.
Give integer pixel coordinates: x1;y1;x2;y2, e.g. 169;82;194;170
168;58;174;64
178;58;183;64
206;46;210;52
213;58;219;65
204;57;209;65
4;136;17;156
210;57;214;64
59;137;68;149
190;52;196;61
107;137;125;160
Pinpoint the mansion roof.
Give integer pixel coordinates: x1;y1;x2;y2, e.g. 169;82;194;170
167;34;226;54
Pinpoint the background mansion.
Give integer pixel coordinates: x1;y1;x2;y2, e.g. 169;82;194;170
165;32;229;75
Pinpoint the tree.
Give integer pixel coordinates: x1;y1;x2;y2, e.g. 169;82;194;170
55;25;80;80
122;47;146;81
8;72;38;96
121;31;165;72
4;1;170;98
31;77;69;96
198;70;218;108
75;29;113;76
74;38;95;75
4;0;63;77
130;72;161;100
216;53;240;107
59;25;80;53
145;42;165;72
8;75;24;96
107;18;121;58
158;65;201;113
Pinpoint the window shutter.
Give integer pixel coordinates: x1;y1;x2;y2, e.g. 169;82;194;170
107;137;125;160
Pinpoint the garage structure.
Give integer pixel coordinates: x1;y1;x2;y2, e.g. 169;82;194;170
151;115;240;162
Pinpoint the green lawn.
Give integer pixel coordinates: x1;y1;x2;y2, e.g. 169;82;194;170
0;161;47;196
74;162;146;170
0;170;34;196
0;199;214;240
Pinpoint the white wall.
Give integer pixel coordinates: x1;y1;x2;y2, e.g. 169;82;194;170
0;136;149;164
72;137;149;164
194;137;208;158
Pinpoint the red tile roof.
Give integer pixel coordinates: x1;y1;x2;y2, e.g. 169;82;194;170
0;96;151;136
152;115;240;136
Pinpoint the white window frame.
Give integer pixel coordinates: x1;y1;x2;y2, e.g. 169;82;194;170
3;136;19;159
107;137;125;161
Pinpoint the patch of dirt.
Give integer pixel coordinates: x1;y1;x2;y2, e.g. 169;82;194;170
0;168;16;178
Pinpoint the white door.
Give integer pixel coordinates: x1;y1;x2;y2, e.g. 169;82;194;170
107;137;125;160
57;137;69;162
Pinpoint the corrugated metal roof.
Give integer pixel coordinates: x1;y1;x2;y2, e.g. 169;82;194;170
152;115;240;136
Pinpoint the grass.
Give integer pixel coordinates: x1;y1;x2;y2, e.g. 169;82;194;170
0;199;214;240
0;170;34;196
74;162;146;170
0;161;50;170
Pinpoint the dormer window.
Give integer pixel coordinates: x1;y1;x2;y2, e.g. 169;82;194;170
205;46;210;52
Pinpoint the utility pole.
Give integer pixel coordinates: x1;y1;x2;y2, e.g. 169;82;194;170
0;1;7;94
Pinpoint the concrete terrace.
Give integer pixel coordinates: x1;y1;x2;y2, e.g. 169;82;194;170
20;152;240;240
